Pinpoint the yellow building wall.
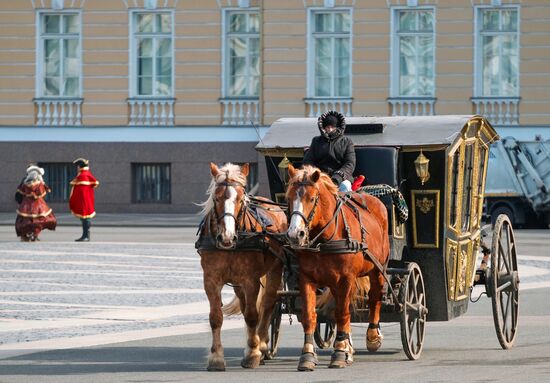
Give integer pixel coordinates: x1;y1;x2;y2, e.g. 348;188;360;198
0;0;549;126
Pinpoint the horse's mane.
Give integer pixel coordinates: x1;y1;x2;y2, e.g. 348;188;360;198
198;163;248;217
287;165;338;198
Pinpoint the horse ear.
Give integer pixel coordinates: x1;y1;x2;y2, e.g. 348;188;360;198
241;163;249;177
210;162;220;178
311;170;321;183
288;163;297;178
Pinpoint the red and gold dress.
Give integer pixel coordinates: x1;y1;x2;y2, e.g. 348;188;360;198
15;181;57;238
69;167;99;219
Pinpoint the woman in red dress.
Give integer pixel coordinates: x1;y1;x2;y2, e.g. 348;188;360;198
15;165;57;241
70;158;99;242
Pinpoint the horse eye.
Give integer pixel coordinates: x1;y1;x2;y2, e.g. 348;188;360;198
310;197;315;203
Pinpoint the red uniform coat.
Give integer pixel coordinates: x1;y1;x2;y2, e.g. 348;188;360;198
69;168;99;219
15;181;57;237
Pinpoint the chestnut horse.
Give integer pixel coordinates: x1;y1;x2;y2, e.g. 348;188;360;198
197;162;287;371
286;164;390;371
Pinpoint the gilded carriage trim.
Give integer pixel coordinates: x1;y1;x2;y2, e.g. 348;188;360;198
16;208;53;218
446;117;499;236
400;145;448;153
256;148;305;158
445;239;458;301
70;211;96;219
416;197;434;214
446;236;479;301
392;204;404;239
411;190;440;248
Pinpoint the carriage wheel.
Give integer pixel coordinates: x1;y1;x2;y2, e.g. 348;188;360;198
489;214;519;349
314;321;336;349
399;262;428;360
265;300;282;360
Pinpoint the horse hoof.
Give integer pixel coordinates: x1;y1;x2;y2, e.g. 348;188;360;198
263;350;275;361
207;358;226;371
367;336;383;352
241;355;261;369
328;349;353;369
297;352;318;371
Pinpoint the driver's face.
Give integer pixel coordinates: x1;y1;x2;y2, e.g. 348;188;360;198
324;124;336;133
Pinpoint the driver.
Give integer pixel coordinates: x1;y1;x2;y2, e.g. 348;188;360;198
302;110;356;192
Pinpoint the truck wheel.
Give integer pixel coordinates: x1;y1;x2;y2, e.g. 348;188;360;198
491;206;514;228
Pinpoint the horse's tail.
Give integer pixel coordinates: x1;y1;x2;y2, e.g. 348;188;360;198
221;275;267;316
351;276;371;311
315;276;371;315
221;295;242;316
316;288;333;310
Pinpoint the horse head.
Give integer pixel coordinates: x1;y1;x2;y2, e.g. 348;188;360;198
286;164;336;248
208;162;249;249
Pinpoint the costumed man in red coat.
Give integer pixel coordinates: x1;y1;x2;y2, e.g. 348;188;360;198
15;165;57;241
70;158;99;242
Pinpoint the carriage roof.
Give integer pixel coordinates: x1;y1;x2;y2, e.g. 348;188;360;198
256;115;498;152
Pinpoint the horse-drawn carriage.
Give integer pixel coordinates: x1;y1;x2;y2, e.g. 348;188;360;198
196;115;519;371
256;115;519;361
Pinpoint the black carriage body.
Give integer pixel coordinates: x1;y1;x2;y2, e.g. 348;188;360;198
257;115;499;322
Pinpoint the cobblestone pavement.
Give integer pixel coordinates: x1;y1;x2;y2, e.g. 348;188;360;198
0;230;549;358
0;240;240;356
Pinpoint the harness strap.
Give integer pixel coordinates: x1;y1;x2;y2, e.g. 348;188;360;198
307;196;345;247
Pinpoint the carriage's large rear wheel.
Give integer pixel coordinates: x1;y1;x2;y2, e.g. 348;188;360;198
265;300;282;359
399;262;428;360
489;214;519;349
314;321;336;349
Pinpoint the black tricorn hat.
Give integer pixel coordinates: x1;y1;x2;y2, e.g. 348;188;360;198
73;158;89;168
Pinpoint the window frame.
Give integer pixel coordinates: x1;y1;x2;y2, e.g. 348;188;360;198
132;163;172;204
221;8;261;98
35;10;82;98
390;6;436;97
307;7;353;98
37;162;77;203
129;9;175;98
474;5;520;97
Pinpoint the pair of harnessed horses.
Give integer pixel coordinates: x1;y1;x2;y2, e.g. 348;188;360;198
197;162;400;371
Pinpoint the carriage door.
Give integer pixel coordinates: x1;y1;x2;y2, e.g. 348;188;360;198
445;121;489;301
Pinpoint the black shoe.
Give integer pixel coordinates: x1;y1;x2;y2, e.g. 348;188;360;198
75;236;90;242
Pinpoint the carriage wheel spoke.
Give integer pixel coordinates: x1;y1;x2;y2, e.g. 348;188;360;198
415;319;423;340
498;245;510;273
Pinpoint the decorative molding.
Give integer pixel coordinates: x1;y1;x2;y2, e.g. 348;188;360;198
302;0;356;7
217;0;259;8
411;189;440;248
470;0;520;5
31;0;86;8
385;0;437;6
124;0;177;8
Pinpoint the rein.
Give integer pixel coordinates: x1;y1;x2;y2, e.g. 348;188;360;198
289;180;351;250
289;189;319;232
197;180;287;258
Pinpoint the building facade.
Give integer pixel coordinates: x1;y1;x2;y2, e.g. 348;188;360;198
1;0;549;213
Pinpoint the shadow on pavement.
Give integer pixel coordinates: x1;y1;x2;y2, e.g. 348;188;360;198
0;346;312;375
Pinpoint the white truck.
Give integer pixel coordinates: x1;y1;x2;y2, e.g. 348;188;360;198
484;137;550;227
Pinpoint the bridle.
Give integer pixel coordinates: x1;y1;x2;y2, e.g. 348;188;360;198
288;181;320;238
288;180;348;249
213;181;247;228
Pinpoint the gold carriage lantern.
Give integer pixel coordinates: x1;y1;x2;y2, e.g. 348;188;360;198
277;154;291;185
414;150;430;185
